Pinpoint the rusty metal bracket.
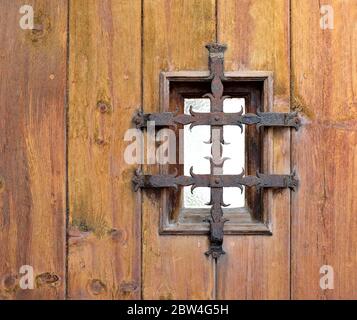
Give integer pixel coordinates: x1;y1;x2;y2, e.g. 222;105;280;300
133;169;298;192
133;43;300;260
133;109;301;131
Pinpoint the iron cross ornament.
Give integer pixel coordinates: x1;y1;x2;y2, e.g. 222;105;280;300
133;43;300;259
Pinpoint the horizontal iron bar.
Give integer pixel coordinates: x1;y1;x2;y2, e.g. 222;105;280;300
133;169;298;192
133;110;301;130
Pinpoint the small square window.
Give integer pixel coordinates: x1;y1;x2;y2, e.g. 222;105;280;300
159;71;273;235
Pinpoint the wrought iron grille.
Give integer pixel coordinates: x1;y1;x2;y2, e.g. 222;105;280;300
133;43;300;259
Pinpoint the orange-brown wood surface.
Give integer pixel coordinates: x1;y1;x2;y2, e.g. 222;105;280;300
1;0;356;300
291;0;357;299
68;0;141;299
142;0;216;299
216;0;291;299
0;0;67;299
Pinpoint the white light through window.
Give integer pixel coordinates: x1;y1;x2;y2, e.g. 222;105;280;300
183;98;245;208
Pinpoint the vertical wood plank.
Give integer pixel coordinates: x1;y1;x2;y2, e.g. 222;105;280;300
68;0;141;299
0;0;67;299
142;0;216;299
291;0;357;299
216;0;291;299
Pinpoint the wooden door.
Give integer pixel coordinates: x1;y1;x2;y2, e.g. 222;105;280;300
0;0;356;300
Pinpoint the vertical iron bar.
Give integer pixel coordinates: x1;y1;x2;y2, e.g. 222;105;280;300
205;43;228;259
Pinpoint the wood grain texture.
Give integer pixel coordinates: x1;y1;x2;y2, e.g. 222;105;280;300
0;0;67;299
68;0;141;299
142;0;216;299
291;0;357;299
216;0;291;299
1;0;355;301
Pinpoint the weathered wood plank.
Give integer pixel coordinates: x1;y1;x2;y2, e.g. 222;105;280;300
291;0;357;299
142;0;216;299
0;0;67;299
68;0;141;299
216;0;291;299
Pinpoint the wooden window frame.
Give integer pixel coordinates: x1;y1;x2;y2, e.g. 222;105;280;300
159;71;274;235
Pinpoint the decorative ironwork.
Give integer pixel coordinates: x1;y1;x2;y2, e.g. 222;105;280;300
133;108;301;131
133;43;299;259
133;169;298;192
